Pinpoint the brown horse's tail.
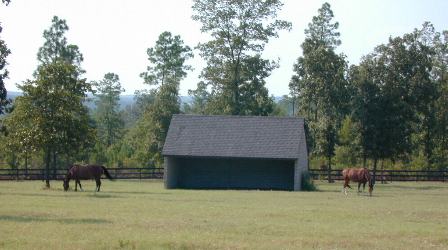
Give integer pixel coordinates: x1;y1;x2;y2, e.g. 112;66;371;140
102;166;114;180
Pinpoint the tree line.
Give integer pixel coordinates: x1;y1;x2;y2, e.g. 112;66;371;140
0;1;447;187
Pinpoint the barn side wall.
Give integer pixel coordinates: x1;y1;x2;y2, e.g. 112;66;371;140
164;157;180;189
169;157;295;190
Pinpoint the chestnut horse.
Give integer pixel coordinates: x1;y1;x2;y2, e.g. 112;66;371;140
342;168;374;196
63;164;113;192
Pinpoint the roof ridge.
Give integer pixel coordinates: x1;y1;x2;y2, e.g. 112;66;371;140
173;114;305;120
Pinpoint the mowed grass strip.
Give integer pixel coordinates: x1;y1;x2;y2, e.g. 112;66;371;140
0;180;447;249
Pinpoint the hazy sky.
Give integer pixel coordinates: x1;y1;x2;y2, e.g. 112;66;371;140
1;0;447;96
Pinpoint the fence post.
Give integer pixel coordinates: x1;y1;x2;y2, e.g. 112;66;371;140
443;169;446;182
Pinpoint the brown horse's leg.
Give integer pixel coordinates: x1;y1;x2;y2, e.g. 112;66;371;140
78;180;83;191
96;178;101;192
358;182;362;193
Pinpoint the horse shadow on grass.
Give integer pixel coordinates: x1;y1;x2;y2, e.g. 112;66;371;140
87;193;123;198
1;191;122;199
0;215;111;224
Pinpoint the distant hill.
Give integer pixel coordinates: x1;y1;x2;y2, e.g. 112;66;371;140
5;91;21;100
6;91;283;111
6;91;195;110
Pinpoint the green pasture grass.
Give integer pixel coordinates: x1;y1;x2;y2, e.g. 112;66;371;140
0;180;447;249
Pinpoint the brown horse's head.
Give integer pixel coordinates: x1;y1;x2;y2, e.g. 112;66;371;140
63;178;69;191
63;165;74;191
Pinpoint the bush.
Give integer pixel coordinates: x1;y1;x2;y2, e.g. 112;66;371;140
301;170;317;191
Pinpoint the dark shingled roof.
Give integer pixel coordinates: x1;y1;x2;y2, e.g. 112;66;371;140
162;114;306;160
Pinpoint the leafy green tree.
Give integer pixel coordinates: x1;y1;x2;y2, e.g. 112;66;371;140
270;95;292;116
185;81;209;114
6;62;93;187
351;24;436;179
379;34;433;168
431;28;448;169
289;2;349;181
334;116;361;167
349;64;382;169
135;31;192;166
191;0;290;115
0;44;9;116
145;82;181;165
3;96;38;172
4;16;92;187
119;90;157;167
37;16;83;68
120;90;156;130
408;23;440;169
140;31;192;86
0;0;11;119
93;73;124;147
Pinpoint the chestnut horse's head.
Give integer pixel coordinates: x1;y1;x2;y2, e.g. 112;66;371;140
368;178;375;196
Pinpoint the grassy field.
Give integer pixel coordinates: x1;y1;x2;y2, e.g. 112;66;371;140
0;180;447;250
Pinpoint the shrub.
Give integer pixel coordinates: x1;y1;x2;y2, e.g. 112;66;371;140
301;170;317;191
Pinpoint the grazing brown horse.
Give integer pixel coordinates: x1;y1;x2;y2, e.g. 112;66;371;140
342;168;374;196
63;164;113;192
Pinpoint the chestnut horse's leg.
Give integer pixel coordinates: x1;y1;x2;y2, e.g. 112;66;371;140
343;177;350;195
358;182;362;193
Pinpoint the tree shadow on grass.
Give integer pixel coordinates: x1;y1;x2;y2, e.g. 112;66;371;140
106;190;173;196
0;192;71;198
1;192;122;199
0;215;111;224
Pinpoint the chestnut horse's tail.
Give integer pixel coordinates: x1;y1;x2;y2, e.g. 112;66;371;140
342;169;352;189
102;166;114;180
364;168;374;196
364;168;372;184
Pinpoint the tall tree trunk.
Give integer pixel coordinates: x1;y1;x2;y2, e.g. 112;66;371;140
24;151;28;177
45;150;51;188
372;157;378;185
10;152;17;180
327;155;332;183
363;154;367;168
52;151;57;180
292;97;295;117
232;80;240;115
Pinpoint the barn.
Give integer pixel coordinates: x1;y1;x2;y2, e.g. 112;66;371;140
162;114;308;191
